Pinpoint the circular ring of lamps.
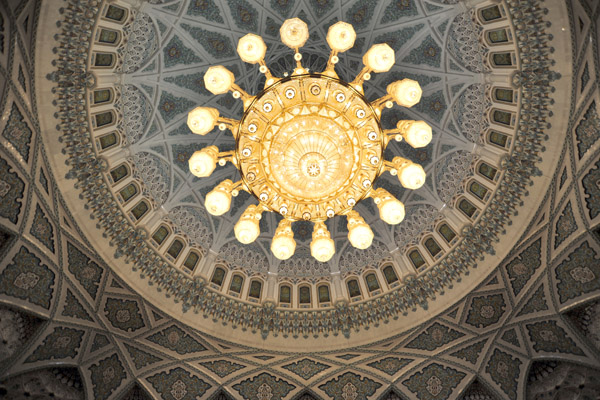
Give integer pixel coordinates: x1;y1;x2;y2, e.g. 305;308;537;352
187;18;432;262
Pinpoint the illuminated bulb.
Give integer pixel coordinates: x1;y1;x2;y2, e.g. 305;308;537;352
399;120;432;148
347;211;374;249
326;21;356;52
237;33;267;64
397;162;426;190
363;43;395;73
280;18;309;49
379;198;405;225
271;219;296;260
204;66;235;95
311;222;335;262
187;107;219;135
188;146;218;177
235;205;261;244
387;79;422;108
205;180;233;216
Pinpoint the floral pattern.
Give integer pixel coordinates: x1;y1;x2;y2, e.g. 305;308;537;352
319;372;381;400
402;363;466;400
555;241;600;303
147;367;210;400
233;373;295;400
0;246;55;309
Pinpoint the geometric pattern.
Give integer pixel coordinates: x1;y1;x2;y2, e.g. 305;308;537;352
146;325;206;355
485;349;521;400
0;246;55;309
402;363;466;400
1;1;600;400
505;238;542;296
405;322;464;351
89;353;127;400
281;359;330;380
319;372;382;400
233;372;295;400
555;241;600;303
147;367;210;400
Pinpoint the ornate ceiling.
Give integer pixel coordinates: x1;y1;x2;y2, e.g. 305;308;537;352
39;0;571;344
0;0;599;398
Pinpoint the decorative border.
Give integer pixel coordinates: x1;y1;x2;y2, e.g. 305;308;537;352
50;0;558;338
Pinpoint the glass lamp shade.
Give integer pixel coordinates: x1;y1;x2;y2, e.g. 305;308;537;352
204;66;235;95
326;22;356;52
379;198;405;225
387;79;422;108
398;163;426;190
187;107;219;135
237;33;267;64
271;235;296;260
311;237;335;262
402;121;432;148
205;188;232;216
348;224;374;249
234;219;260;244
189;147;218;177
363;43;395;73
280;18;309;49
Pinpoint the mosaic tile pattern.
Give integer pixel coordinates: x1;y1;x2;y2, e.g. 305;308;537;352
66;242;103;300
575;102;599;159
281;359;330;380
233;372;295;400
554;202;578;249
319;372;382;400
405;322;464;351
367;357;413;376
124;343;162;369
2;102;32;162
0;157;25;224
465;293;506;328
402;363;466;400
146;325;207;355
526;320;585;356
582;159;600;219
485;349;521;400
450;340;486;365
200;360;245;378
505;238;542;296
62;289;93;321
90;353;127;400
147;367;211;400
25;327;84;363
555;241;600;303
30;204;54;252
0;246;55;309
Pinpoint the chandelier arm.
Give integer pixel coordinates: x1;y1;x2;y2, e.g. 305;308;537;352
216;117;239;136
372;94;394;110
322;50;339;78
230;83;253;104
258;60;276;84
383;129;403;146
349;66;371;91
216;150;237;167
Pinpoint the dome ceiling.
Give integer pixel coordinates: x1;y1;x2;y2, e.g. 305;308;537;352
44;0;568;345
2;0;600;398
120;0;485;279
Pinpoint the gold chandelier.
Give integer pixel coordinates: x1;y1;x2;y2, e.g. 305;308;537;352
187;18;431;262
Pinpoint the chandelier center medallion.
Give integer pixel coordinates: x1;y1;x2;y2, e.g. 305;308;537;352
238;74;383;220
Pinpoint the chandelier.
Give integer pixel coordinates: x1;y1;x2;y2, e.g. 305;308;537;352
187;18;431;262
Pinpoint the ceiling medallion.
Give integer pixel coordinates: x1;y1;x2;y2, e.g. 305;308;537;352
187;18;432;262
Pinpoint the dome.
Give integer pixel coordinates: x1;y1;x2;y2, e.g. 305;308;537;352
1;0;599;398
